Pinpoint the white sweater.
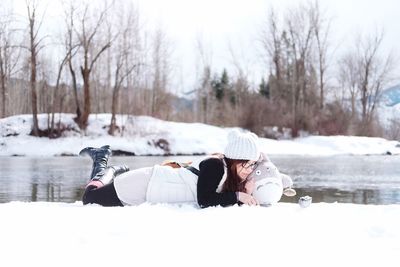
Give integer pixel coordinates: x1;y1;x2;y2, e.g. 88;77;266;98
145;165;199;204
146;156;228;204
114;156;227;205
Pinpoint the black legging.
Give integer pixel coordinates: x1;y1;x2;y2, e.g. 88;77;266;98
82;181;124;207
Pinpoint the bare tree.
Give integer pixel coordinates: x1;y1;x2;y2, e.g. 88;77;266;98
74;1;113;129
63;1;81;122
25;0;47;136
228;42;253;125
109;3;140;135
357;31;394;134
261;8;284;100
338;52;358;119
261;2;334;135
286;3;316;133
49;48;75;136
0;3;20;118
195;35;214;124
262;3;316;134
149;25;172;119
338;30;395;136
310;1;332;109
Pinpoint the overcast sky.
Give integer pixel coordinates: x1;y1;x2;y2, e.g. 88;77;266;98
11;0;400;94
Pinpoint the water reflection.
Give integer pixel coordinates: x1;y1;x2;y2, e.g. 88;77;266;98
0;155;399;205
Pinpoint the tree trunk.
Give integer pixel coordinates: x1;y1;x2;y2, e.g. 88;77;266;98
0;74;5;118
69;58;81;120
109;86;118;135
81;66;91;128
30;17;39;137
50;57;67;137
0;52;5;118
319;68;324;109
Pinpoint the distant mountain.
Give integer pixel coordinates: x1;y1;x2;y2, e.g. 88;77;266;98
381;85;400;107
170;95;194;112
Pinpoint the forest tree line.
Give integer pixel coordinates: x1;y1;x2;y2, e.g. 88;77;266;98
0;0;399;139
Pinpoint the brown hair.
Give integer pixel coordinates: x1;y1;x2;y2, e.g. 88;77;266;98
222;157;249;193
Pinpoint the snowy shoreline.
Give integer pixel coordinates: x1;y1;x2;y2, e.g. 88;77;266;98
1;201;399;267
1;113;400;157
2;114;400;267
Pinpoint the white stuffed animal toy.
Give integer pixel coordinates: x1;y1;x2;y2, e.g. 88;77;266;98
249;153;296;206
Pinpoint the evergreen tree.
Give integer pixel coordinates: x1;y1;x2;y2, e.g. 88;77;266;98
220;69;229;94
211;74;222;101
259;78;270;98
211;69;230;102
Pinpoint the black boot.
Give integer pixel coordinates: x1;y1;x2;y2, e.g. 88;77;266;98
82;164;129;206
94;165;130;185
79;145;112;179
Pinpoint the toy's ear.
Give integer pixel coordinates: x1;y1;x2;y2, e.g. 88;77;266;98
260;152;270;162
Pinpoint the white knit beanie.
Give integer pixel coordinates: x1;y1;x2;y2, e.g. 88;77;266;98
224;129;260;161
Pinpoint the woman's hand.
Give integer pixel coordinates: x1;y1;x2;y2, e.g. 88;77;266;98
237;192;259;206
244;178;255;194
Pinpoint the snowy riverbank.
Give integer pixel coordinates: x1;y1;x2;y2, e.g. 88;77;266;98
2;114;400;267
1;113;399;156
1;201;399;267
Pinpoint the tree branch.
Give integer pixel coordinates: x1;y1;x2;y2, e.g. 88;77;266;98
89;42;111;72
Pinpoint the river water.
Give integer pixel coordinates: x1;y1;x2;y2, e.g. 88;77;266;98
0;155;399;204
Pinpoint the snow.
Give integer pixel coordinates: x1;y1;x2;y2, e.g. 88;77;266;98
1;113;399;156
1;114;400;266
0;201;399;267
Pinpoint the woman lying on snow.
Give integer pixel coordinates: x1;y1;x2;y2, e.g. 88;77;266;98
80;130;295;208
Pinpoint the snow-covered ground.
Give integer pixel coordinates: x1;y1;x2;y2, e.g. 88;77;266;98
1;114;400;267
1;201;399;267
1;113;399;156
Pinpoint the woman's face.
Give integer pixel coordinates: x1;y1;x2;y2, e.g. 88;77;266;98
236;160;257;180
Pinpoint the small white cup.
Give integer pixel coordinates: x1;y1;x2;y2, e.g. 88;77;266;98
298;196;312;208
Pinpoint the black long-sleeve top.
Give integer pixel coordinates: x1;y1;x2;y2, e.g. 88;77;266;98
196;157;238;208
